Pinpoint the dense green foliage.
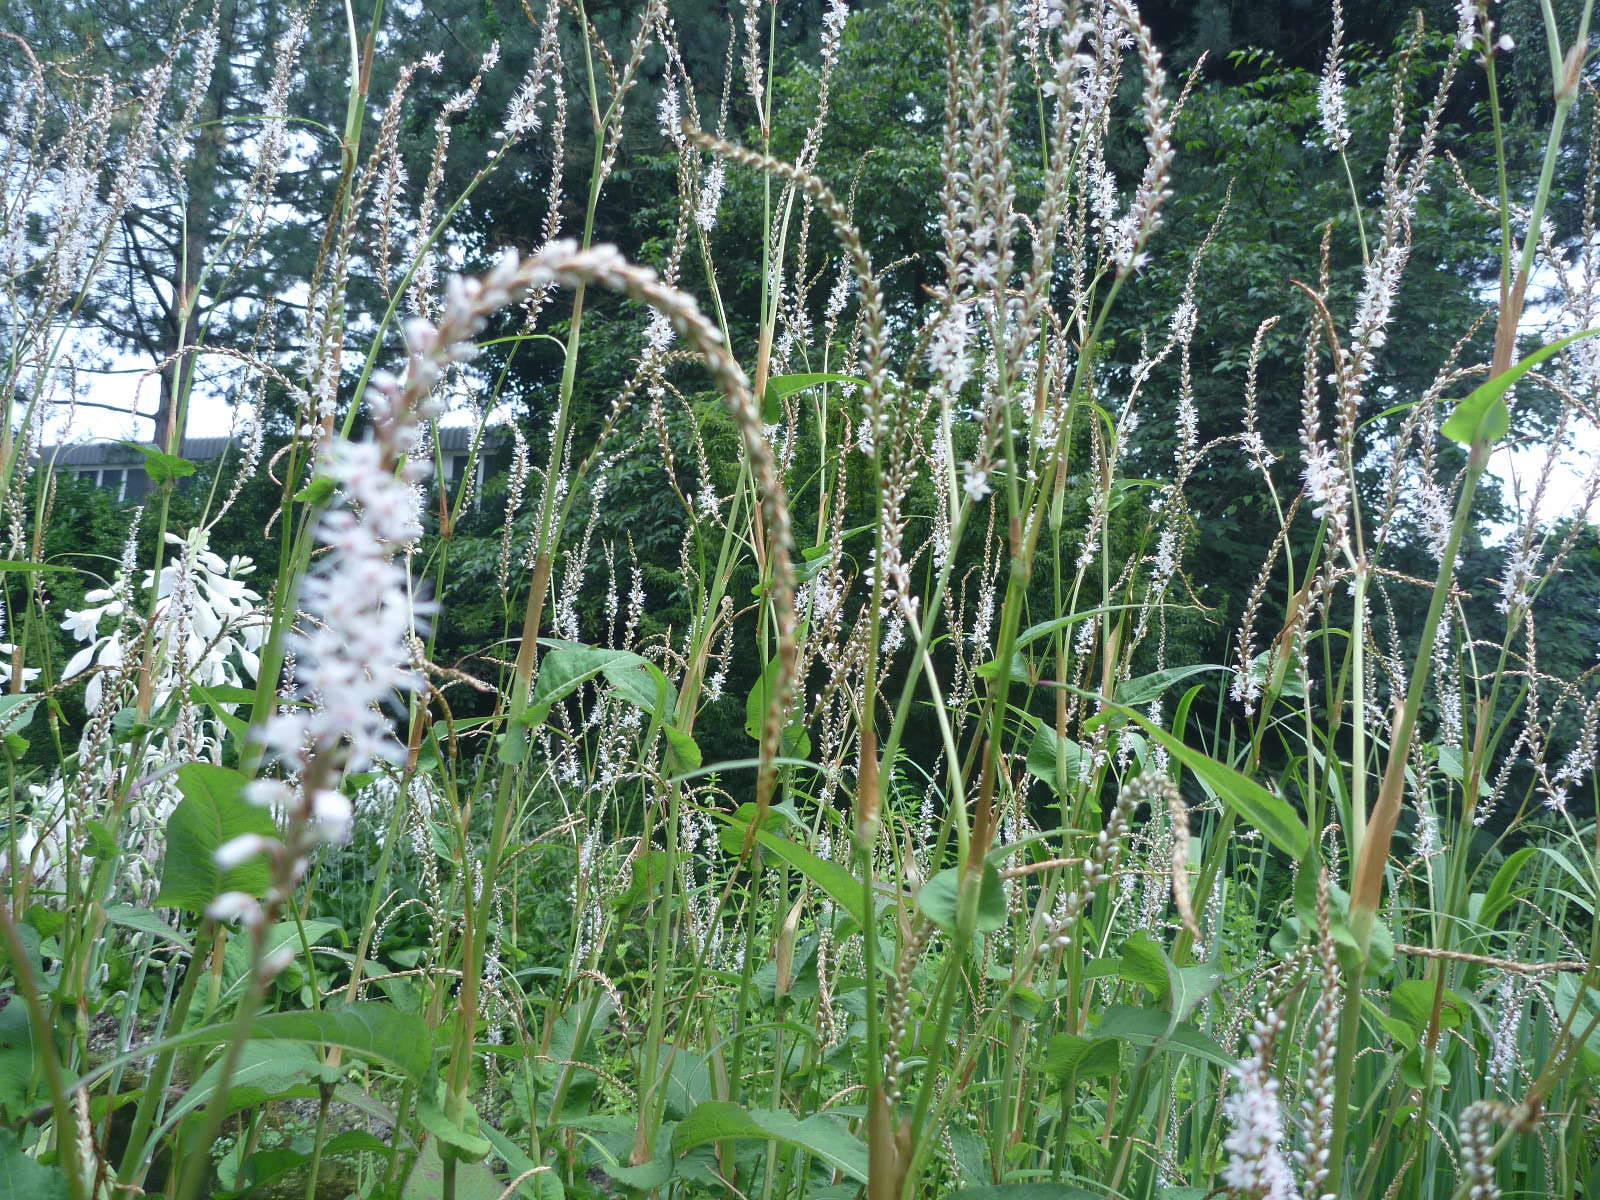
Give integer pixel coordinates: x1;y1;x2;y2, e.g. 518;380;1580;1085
1;1;1598;1199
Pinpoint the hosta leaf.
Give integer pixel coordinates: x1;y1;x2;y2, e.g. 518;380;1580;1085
0;1129;68;1199
156;765;277;913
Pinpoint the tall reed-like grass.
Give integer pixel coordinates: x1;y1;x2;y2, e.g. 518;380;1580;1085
0;1;1597;1198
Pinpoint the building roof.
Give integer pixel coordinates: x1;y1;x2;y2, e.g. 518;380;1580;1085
39;424;506;468
41;436;235;467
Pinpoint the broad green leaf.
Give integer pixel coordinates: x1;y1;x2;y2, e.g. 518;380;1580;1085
202;920;341;1021
948;1126;990;1186
0;560;70;573
523;641;697;766
0;1002;35;1119
190;683;259;707
1168;963;1222;1027
526;642;650;727
1436;745;1489;797
663;724;702;773
0;694;39;735
1045;1033;1120;1083
1025;724;1087;796
673;1101;870;1184
1116;933;1219;1034
417;1090;493;1161
744;653;810;757
1441;328;1600;446
121;441;197;484
1553;972;1600;1068
247;1002;431;1077
916;863;1007;934
403;1139;506;1200
1292;870;1396;975
601;1152;675;1189
1400;1046;1450;1089
1390;979;1470;1035
159;1041;324;1129
293;476;336;506
100;1002;432;1086
155;764;277;913
1115;706;1310;861
1117;931;1170;1000
0;1129;68;1199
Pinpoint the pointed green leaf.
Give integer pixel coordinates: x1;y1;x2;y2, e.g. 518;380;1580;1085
761;373;866;423
1479;847;1538;929
1093;1005;1234;1070
1441;328;1600;446
1116;664;1228;707
1115;706;1310;861
121;441;197;484
718;806;865;929
1045;1033;1120;1084
103;904;192;952
672;1101;869;1184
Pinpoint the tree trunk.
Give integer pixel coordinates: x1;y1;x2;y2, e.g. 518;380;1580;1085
154;0;237;452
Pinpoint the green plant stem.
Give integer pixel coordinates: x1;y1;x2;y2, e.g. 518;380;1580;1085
117;924;218;1186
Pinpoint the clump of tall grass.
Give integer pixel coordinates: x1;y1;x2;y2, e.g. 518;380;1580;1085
0;1;1597;1198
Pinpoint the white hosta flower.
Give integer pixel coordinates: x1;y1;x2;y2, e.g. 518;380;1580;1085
59;530;266;713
